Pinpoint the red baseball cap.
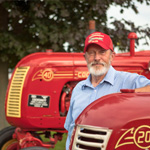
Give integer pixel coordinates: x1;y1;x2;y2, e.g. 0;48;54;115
84;31;113;52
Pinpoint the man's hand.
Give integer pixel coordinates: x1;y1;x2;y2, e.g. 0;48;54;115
135;85;150;92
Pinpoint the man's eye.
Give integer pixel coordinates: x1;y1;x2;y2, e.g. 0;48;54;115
99;50;106;54
88;52;95;55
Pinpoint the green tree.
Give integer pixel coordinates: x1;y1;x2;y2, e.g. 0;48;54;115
0;0;150;129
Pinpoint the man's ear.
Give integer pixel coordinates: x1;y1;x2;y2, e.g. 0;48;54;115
84;53;89;64
111;51;115;62
84;53;87;61
83;53;85;58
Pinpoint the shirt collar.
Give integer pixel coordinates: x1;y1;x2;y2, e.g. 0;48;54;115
81;66;116;90
103;66;115;85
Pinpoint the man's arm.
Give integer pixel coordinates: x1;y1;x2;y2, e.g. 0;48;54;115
135;85;150;92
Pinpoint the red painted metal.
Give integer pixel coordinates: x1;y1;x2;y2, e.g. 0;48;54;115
128;32;138;56
5;51;150;128
61;92;67;114
70;92;150;150
4;141;18;150
60;84;73;115
120;89;135;93
46;49;53;53
4;32;150;149
13;127;54;149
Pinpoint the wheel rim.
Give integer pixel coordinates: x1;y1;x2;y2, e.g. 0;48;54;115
2;139;18;150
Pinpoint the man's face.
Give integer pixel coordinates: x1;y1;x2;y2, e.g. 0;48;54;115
85;44;115;76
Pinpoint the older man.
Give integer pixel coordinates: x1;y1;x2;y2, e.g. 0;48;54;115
64;32;150;150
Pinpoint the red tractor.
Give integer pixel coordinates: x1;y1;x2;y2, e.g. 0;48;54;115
69;91;150;150
0;32;150;150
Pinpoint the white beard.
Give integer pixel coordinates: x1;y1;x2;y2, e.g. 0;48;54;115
87;61;110;76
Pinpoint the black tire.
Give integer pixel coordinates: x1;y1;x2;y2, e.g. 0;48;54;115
20;147;49;150
0;126;17;150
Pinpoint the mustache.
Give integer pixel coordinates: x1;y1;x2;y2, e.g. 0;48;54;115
89;61;105;66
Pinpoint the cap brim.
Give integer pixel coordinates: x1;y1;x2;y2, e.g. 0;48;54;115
84;42;109;53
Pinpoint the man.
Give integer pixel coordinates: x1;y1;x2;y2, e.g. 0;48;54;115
64;32;150;150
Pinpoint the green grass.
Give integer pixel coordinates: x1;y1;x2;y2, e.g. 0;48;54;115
40;132;67;150
53;133;67;150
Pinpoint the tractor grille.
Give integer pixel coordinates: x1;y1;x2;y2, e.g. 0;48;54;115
72;124;112;150
7;66;30;118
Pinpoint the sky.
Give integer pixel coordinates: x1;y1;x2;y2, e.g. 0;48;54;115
107;1;150;51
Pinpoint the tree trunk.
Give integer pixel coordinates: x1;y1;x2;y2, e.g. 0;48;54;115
0;60;9;130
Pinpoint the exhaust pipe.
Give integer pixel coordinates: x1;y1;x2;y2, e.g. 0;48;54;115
89;20;96;34
128;32;138;56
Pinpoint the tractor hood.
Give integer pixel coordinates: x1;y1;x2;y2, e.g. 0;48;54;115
76;92;150;130
74;92;150;150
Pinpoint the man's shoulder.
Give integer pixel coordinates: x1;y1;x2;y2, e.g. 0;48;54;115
116;70;139;76
115;70;141;81
107;66;138;81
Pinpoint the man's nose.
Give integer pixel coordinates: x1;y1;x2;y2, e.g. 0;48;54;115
94;52;101;60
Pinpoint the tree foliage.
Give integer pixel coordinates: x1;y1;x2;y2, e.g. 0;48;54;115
0;0;150;67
